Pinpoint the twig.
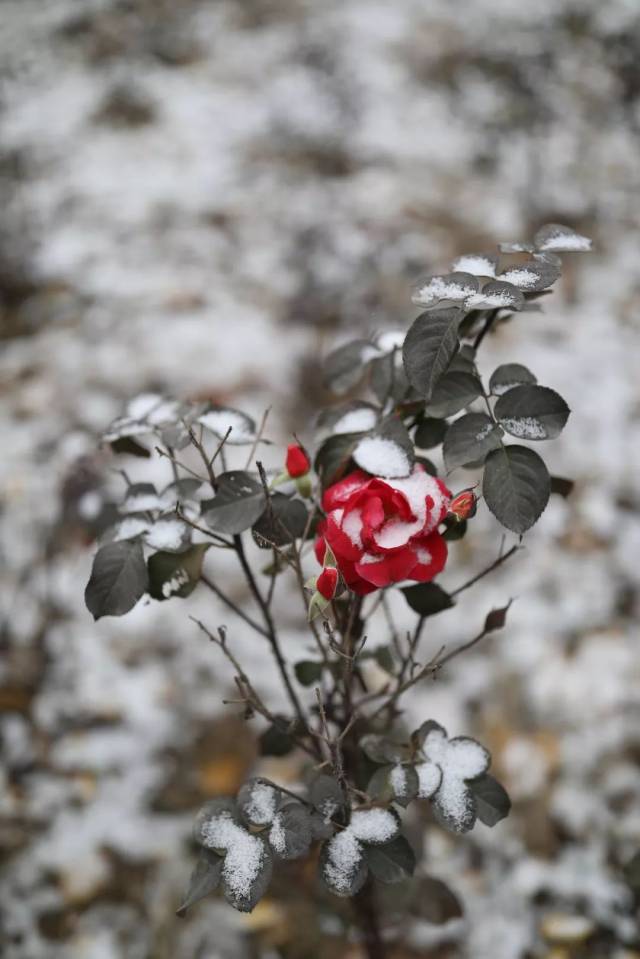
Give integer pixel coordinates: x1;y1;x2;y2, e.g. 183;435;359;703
450;543;521;598
244;407;271;470
199;575;269;638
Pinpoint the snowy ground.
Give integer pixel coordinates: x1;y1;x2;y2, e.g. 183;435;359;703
1;1;640;957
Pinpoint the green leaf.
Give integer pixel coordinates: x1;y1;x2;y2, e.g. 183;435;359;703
109;436;151;458
369;352;410;404
147;544;209;600
402;582;454;617
176;848;223;917
495;385;570;441
259;717;296;757
411;272;479;309
402;308;462;400
197;405;257;445
426;371;482;418
483;445;550;534
410;876;463;923
323;339;378;394
352;415;415;479
443;412;503;472
468;280;525;311
550;475;574;498
484;602;512;632
414;417;448;450
294;660;324;686
314;432;361;488
203;471;266;535
309;774;346;821
469;773;511;827
489;363;537;397
373;645;395;674
85;539;148;620
223;843;273;912
364;835;416;884
499;258;560;292
320;836;368;896
368;765;418;807
252;493;308;548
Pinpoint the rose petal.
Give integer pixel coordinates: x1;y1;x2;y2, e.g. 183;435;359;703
322;470;371;512
408;532;448;583
355;546;418;587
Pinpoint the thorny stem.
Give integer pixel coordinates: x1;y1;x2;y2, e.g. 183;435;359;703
353;879;386;959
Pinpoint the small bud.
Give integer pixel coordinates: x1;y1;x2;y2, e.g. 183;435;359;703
317;566;339;600
295;473;313;499
285;443;311;478
448;489;477;522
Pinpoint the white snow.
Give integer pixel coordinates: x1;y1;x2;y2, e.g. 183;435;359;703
416;761;442;798
323;829;363;895
145;518;188;552
390;764;408;796
451;255;497;277
376;330;405;352
201;811;266;901
412;275;476;305
342;508;364;547
501;417;547;439
161;569;189;598
349;807;398;843
113;517;151;541
197;410;255;444
353;436;411;479
466;291;518;309
332;407;378;435
268;814;286;855
243;781;278;826
370;469;449;548
499;268;540;289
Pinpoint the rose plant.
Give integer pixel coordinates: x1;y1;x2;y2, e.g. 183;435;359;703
83;224;591;958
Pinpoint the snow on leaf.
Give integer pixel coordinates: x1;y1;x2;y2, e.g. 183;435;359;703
450;253;497;277
237;779;279;826
322;829;367;897
533;223;592;253
422;728;490;833
349;808;399;845
198;406;257;444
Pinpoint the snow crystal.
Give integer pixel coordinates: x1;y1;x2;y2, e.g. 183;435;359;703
161;569;189;598
500;268;540;289
198;410;255;444
350;807;398;843
126;393;165;420
353;437;411;479
332;407;378;435
324;829;363;894
413;276;475;305
415;547;432;565
244;781;278;825
501;416;546;439
451;255;497;277
145;518;188;551
268;814;286;854
423;731;489;829
124;491;169;512
416;761;442;798
390;764;408;796
201;812;265;900
475;423;495;441
102;417;151;442
78;491;102;520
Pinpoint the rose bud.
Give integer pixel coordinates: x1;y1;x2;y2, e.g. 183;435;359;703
285;443;310;478
316;566;339;601
448;489;477;522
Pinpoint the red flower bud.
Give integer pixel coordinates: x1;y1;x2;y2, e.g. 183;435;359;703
316;566;339;600
286;443;310;478
448;489;477;521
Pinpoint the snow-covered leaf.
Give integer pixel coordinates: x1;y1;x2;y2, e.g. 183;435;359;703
411;272;479;308
495;385;570;440
321;831;368;897
422;728;490;833
533;222;592;253
145;516;190;552
499;258;560;292
349;807;400;846
450;253;498;277
360;734;408;765
310;774;346;823
237;778;280;827
443;412;503;472
314;432;361;488
85;539;148;620
147;544;209;600
483;445;550;534
197;405;257;445
268;803;312;860
489;363;537;396
465;280;525;311
352;416;414;478
321;402;378;436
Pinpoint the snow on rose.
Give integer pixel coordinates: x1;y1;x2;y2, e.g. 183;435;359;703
315;464;451;594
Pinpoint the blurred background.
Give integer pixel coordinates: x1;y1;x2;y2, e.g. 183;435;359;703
1;1;640;957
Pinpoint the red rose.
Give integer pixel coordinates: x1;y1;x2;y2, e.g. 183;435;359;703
316;566;339;600
286;443;310;478
448;489;477;522
315;465;451;595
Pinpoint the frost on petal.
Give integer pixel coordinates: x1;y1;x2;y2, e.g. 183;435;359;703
349;808;399;845
416;761;442;798
322;830;367;896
